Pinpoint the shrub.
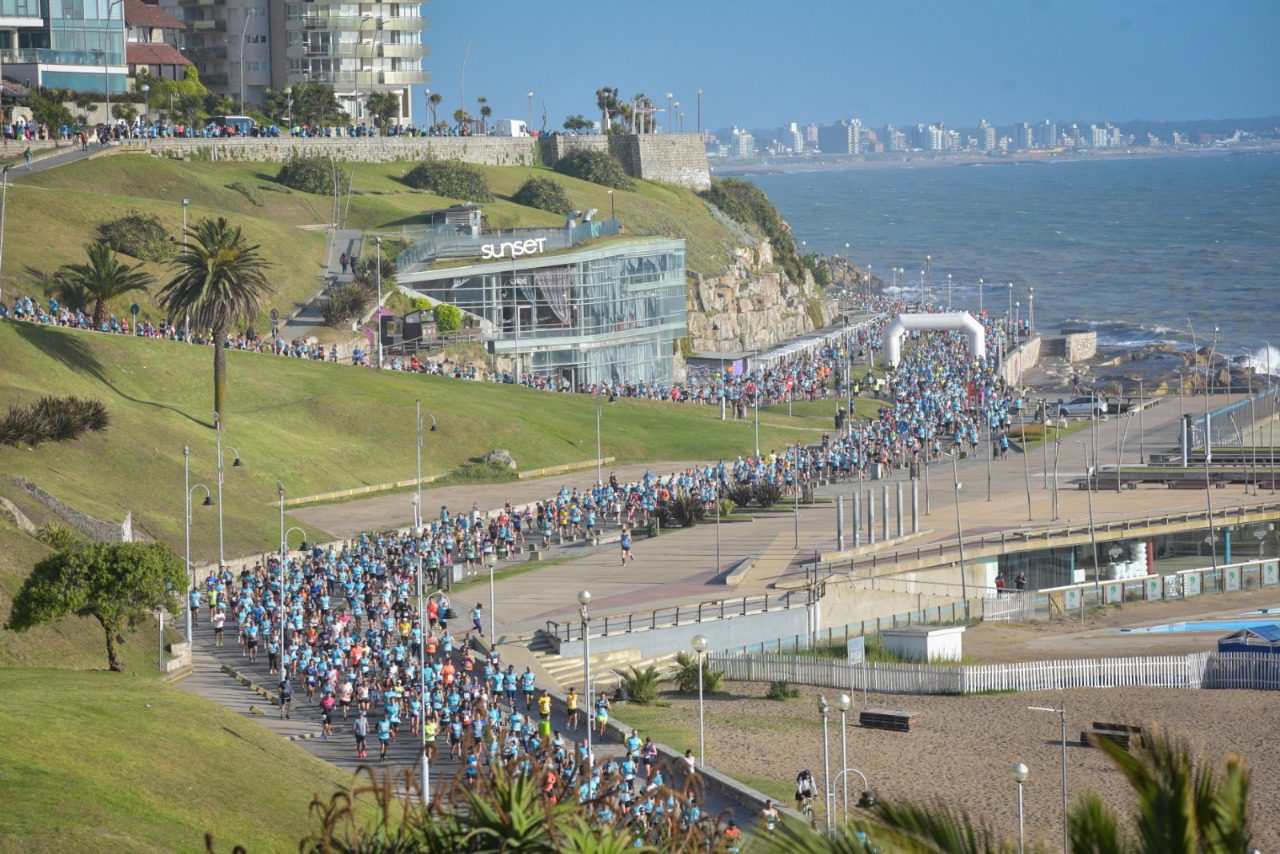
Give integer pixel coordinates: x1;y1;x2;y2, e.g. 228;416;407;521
320;282;372;327
672;651;723;695
277;154;347;195
668;494;706;528
225;181;265;207
619;665;660;705
36;523;84;551
511;177;573;214
702;177;803;282
97;211;173;261
728;483;755;509
553;149;635;190
0;396;110;447
403;158;493;201
435;303;462;333
765;680;800;701
716;498;735;520
753;481;783;508
352;254;396;291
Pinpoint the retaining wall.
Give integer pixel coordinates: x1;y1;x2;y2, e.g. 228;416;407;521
144;136;538;166
555;604;809;660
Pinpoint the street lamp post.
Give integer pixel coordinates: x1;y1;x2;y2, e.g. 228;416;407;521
1028;287;1035;334
595;388;603;484
415;401;423;529
141;83;150;128
1029;704;1068;854
526;90;533;132
578;590;593;766
978;278;984;314
417;549;430;805
1074;440;1101;593
952;455;967;601
355;14;375;120
237;9;251;113
818;695;833;834
692;634;708;768
1012;762;1029;854
947;273;953;310
375;236;383;369
835;694;851;824
182;445;212;644
696;88;702;133
1007;282;1014;330
665;92;673;133
104;0;122;124
214;412;241;571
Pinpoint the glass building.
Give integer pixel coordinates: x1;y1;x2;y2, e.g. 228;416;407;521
1;0;128;93
399;236;688;388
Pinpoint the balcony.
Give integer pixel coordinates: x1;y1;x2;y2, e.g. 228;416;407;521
190;19;228;33
286;41;425;60
184;45;228;61
288;15;422;32
308;69;429;88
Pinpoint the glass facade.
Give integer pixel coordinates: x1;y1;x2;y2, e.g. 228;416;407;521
6;0;126;93
404;239;687;387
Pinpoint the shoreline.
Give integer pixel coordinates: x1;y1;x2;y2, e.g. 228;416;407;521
711;143;1279;177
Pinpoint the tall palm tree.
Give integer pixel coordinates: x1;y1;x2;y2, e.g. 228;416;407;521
477;95;491;134
428;91;443;129
55;241;154;328
156;217;272;423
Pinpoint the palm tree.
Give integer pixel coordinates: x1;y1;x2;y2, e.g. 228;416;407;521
156;217;272;423
477;95;491;134
427;91;443;129
55;241;154;328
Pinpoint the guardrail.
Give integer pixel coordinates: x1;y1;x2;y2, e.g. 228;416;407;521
545;589;808;643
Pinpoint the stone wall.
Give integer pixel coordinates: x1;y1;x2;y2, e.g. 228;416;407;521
1042;331;1097;363
538;133;711;190
6;476;137;542
1002;335;1042;387
144;136;539;166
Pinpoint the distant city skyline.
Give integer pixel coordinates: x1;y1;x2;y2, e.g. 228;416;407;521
423;0;1278;133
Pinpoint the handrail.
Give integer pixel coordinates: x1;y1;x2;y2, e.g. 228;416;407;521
545;589;807;643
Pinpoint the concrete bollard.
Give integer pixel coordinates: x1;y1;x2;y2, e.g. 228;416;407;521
853;491;862;548
836;495;845;551
867;490;876;544
881;486;890;542
912;478;920;534
896;482;905;538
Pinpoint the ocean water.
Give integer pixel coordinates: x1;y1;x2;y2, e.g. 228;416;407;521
751;153;1280;367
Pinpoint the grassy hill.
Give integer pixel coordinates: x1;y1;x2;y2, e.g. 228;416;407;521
0;320;822;564
0;669;350;853
6;152;742;334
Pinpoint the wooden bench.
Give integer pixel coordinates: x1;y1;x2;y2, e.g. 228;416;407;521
859;709;919;732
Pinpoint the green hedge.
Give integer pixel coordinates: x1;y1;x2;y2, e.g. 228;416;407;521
403;159;493;201
276;154;348;196
511;176;573;214
552;149;635;190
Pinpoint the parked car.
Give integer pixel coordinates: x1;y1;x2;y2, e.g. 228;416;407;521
1057;395;1108;417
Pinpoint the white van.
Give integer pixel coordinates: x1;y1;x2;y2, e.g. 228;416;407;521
492;118;529;137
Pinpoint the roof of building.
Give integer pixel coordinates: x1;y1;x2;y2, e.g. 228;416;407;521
127;42;192;67
125;0;185;30
1220;624;1280;644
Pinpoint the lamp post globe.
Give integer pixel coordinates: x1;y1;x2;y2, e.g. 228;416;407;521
577;589;591;607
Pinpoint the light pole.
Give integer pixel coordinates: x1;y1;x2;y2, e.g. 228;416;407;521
213;412;241;571
919;269;926;308
1007;282;1014;329
1020;410;1032;521
0;165;10;294
417;547;430;806
141;83;150;128
1074;440;1101;593
1030;704;1068;854
595;388;603;484
665;92;673;132
104;0;122;124
236;8;251;113
1028;287;1035;334
835;694;851;824
1012;762;1029;854
607;189;615;221
182;445;212;644
692;634;708;768
375;236;383;369
673;102;680;132
978;277;984;314
947;273;953;310
355;14;376;120
696;88;702;134
952;455;967;601
819;695;833;834
284;85;293;129
281;525;307;677
578;590;593;766
414;401;424;530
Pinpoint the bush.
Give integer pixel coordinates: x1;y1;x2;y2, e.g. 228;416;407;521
765;680;800;701
511;177;573;215
353;254;396;291
435;303;462;334
277;154;347;195
668;494;706;528
0;396;110;447
320;282;372;327
672;651;723;695
403;158;493;201
36;523;84;551
97;211;173;261
702;177;803;282
619;665;660;705
727;483;755;509
225;181;265;207
753;481;783;508
716;498;735;519
553;149;635;190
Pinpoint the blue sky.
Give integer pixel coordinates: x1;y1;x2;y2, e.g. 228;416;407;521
420;0;1278;132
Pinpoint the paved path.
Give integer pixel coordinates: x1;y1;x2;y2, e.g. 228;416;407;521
276;228;362;341
2;139;109;177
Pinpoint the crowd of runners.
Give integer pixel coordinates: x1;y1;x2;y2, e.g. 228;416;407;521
192;526;753;848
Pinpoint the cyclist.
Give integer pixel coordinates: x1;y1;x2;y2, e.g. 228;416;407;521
795;769;817;818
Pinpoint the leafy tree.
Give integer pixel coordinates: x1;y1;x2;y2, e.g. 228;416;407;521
54;241;155;327
512;176;573;215
365;91;400;128
563;114;594;132
111;102;138;123
156;217;273;423
147;65;212;124
553;149;635;190
28;89;73;128
434;303;462;334
6;542;185;672
403;158;494;201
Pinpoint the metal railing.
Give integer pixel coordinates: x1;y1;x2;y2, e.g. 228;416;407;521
815;500;1280;578
545;589;808;643
1190;386;1278;451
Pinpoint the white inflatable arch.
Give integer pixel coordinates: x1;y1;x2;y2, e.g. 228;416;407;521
883;312;986;368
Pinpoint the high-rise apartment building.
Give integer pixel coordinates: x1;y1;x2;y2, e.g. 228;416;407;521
160;0;429;123
1034;119;1057;149
1;0;128;94
731;126;755;158
979;119;996;152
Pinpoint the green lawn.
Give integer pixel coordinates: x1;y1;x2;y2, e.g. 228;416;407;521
0;669;350;853
0;321;810;563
